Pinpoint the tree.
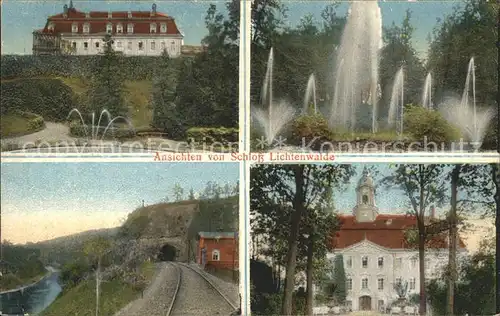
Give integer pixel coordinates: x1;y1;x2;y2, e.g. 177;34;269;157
151;50;181;137
250;164;354;315
172;183;184;201
383;165;448;315
83;236;111;316
188;188;196;200
331;254;346;304
86;33;127;119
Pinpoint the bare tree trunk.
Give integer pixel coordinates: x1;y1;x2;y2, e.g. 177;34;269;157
418;165;427;315
282;165;306;316
96;257;100;316
447;165;460;316
493;163;500;314
306;233;315;316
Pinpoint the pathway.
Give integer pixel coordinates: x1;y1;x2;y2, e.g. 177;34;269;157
1;122;76;145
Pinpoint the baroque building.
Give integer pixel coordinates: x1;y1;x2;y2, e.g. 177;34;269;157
323;170;467;312
32;1;184;57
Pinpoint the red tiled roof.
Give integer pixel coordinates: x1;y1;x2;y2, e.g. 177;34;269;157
332;214;466;250
40;8;181;36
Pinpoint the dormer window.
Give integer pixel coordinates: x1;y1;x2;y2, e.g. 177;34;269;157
48;23;55;31
116;24;123;33
106;23;113;34
83;23;90;33
108;11;112;18
127;11;132;18
160;23;167;33
85;12;90;18
127;24;134;34
71;23;78;33
150;23;157;33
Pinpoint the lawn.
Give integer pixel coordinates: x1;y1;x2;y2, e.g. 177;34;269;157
40;261;157;316
0;113;43;137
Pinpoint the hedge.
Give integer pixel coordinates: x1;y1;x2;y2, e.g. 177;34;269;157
69;122;136;139
186;127;239;150
288;114;334;149
403;105;461;144
0;110;45;137
1;78;75;121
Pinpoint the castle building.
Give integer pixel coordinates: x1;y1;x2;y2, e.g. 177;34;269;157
323;170;467;312
32;1;184;57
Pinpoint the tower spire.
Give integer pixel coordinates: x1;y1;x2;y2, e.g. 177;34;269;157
69;0;73;8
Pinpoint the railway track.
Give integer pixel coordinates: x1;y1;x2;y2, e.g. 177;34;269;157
166;262;238;316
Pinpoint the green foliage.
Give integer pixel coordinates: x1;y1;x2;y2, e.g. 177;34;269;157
289;114;333;149
331;254;347;304
85;34;127;118
0;243;46;290
189;195;239;239
403;105;460;143
186;127;239;150
0;78;75;121
60;260;91;290
427;250;496;315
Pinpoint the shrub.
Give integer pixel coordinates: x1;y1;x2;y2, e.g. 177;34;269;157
403;105;461;144
1;78;75;121
22;111;45;131
186;127;239;151
289;114;333;149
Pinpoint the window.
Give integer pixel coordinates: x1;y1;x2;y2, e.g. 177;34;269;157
83;42;88;50
161;41;166;50
347;278;352;290
127;11;132;18
127;41;132;50
160;23;167;32
410;257;417;268
116;41;122;48
361;278;368;289
138;42;144;50
395;258;402;268
362;256;368;268
346;256;352;268
83;23;90;33
151;41;155;50
362;194;368;204
378;257;384;268
150;23;157;33
116;24;123;33
95;42;100;48
212;249;220;261
377;278;384;290
410;278;416;290
106;23;113;34
395;277;402;285
127;24;134;33
72;23;78;33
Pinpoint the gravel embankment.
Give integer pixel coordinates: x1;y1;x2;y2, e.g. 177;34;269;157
171;263;235;316
114;262;179;316
187;263;240;308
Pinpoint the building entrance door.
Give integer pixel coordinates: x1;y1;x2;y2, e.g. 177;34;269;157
359;296;372;310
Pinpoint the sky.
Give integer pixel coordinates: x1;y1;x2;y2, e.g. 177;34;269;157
1;162;239;244
1;0;463;56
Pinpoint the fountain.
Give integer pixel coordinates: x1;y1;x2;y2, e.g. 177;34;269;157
67;109;136;141
422;73;433;109
388;67;405;135
329;1;383;133
439;57;494;148
304;74;317;114
253;48;296;145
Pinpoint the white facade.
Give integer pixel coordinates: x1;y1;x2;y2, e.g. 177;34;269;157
62;35;183;57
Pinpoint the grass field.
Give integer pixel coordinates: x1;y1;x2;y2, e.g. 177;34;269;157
40;261;156;316
0;113;43;137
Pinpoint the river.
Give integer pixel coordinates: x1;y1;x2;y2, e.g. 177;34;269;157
0;268;62;315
